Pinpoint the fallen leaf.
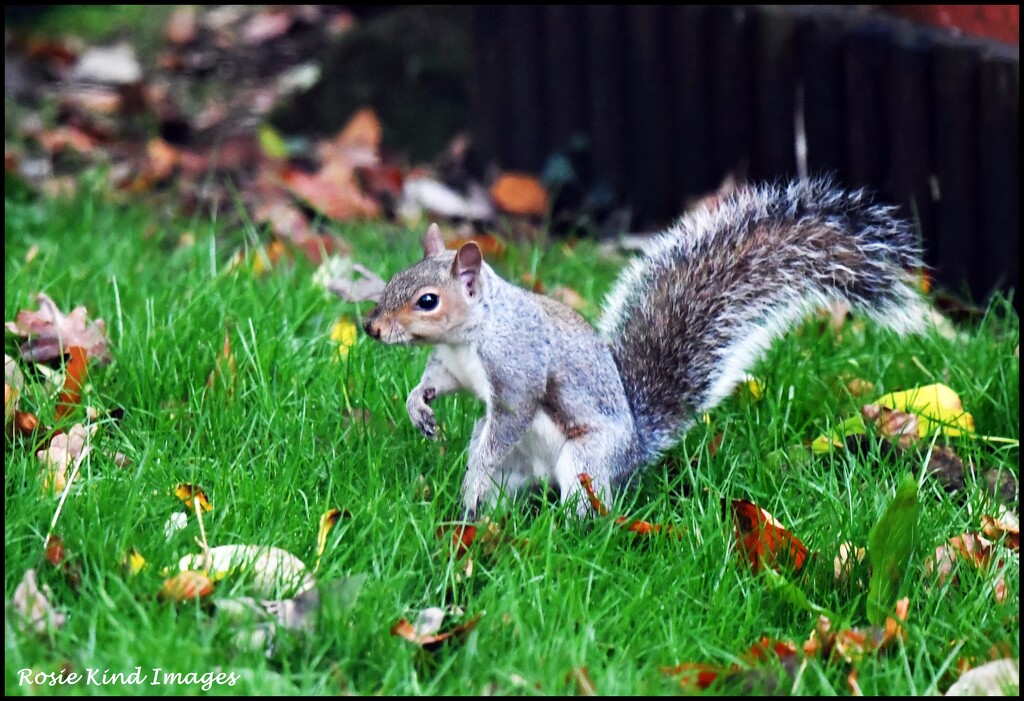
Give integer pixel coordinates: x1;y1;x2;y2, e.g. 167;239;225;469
72;43;142;84
37;423;95;492
661;662;721;690
811;414;868;454
567;667;597;696
945;658;1019;696
330;318;358;360
315;507;350;571
6;292;111;364
45;536;65;566
391;610;481;651
55;346;88;421
11;569;66;635
175;483;213;512
490;173;549;217
242;10;293;45
164;512;188;539
579;473;682;538
165;6;198;44
834;542;867;583
178;544;316;598
281;165;380;221
846;378;875;398
123;548;146;575
444;232;507;259
398;177;493;222
924;533;1009;603
731;499;808;573
980;509;1019;551
738;374;766;401
314;257;386;303
866;475;920;625
861;404;920;449
160;571;215;601
874;384;974;437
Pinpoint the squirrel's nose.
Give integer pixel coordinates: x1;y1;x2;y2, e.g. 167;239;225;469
364;311;381;339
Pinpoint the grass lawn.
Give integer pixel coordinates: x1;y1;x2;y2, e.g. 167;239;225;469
4;184;1019;695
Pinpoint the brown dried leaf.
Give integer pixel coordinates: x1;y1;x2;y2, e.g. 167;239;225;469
6;293;111;364
390;610;481;651
981;509;1019;551
55;346;88;421
861;404;920;448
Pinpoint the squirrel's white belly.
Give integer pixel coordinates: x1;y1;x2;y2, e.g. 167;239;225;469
437;344;566;480
515;412;567;479
436;344;492;403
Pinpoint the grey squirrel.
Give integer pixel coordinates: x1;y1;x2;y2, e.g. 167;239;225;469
364;178;928;518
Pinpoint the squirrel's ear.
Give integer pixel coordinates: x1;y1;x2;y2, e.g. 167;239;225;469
422;223;445;258
452;242;483;298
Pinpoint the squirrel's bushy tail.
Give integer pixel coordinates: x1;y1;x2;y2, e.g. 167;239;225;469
599;178;928;465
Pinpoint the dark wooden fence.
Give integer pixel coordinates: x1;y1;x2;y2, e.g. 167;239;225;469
469;5;1019;306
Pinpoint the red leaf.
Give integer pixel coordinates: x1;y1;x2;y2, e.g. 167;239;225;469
731;500;808;573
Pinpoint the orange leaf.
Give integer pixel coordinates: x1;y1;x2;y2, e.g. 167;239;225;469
577;473;610;516
55;346;88;421
436;524;478;560
445;232;506;258
490;173;549;217
336;107;382;151
160;571;214;601
731;500;808;573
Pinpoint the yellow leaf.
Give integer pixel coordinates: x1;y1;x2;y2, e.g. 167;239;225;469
331;318;358;359
812;414;867;454
123;548;146;576
874;383;974;437
738;374;765;401
258;124;289;160
315;507;347;572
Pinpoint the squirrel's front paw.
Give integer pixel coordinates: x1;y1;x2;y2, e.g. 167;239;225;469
406;388;438;439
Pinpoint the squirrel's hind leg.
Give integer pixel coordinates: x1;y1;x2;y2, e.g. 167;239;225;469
553;426;631;518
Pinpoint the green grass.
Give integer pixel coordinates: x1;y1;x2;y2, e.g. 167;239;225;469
4;185;1019;695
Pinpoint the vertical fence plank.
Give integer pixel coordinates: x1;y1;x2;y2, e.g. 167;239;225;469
931;39;979;297
707;5;754;183
543;5;588;153
469;5;503;165
585;5;628;201
844;24;888;188
626;5;673;224
752;7;797;181
884;30;933;249
977;50;1020;304
503;5;546;171
799;11;848;180
668;5;711;200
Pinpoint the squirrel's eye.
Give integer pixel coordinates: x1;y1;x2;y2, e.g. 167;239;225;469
415;293;439;311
